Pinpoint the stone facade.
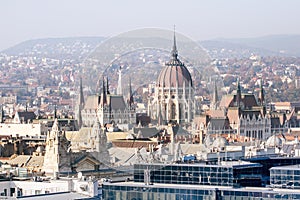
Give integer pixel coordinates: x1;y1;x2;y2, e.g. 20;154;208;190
43;119;72;176
148;33;195;124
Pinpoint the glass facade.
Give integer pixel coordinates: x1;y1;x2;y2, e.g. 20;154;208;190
102;159;300;199
270;165;300;188
134;163;262;187
103;184;300;200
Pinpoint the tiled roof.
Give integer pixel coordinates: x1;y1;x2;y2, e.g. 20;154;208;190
227;108;240;124
84;95;99;110
219;94;258;109
26;156;44;167
6;155;30;166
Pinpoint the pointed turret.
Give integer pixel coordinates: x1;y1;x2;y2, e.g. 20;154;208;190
259;79;264;106
92;117;109;163
236;78;241;108
52;118;59;132
212;79;219;110
79;77;85;106
0;105;4;123
106;76;110;95
117;66;123;95
43;118;72;177
166;26;184;67
128;76;134;107
171;25;178;60
100;77;107;106
54;104;57;119
76;77;85;128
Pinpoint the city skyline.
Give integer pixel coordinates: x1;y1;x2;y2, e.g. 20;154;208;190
1;0;300;51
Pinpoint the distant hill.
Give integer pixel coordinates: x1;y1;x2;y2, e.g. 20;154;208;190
2;35;300;60
2;37;105;60
200;35;300;59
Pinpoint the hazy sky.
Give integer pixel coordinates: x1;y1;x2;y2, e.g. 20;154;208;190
1;0;300;51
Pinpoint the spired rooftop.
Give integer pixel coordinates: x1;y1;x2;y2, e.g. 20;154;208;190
157;32;192;88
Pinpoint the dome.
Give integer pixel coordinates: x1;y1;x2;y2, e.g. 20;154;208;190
157;33;192;88
266;135;284;147
212;137;228;149
204;134;213;147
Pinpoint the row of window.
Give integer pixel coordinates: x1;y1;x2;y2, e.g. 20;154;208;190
103;185;300;199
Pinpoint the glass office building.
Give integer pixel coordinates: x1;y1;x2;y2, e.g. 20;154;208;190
103;182;300;200
270;165;300;188
102;160;300;199
134;162;262;187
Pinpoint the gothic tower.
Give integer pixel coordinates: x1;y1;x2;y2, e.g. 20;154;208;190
91;118;110;164
43;119;72;177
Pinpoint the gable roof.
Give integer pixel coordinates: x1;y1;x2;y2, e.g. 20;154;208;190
72;154;100;166
219;94;258;109
84;95;100;110
14;111;36;123
208;118;231;130
109;96;126;111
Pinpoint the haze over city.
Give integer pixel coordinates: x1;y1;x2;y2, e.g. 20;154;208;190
1;0;300;51
2;1;300;199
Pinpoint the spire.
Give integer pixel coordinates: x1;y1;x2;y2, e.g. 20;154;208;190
0;105;4;123
77;77;84;129
54;104;57;119
117;66;123;95
171;25;178;59
166;25;183;67
212;79;218;110
79;77;84;106
106;76;110;95
100;77;107;106
52;118;59;132
237;78;241;94
236;78;241;108
128;76;134;106
259;78;264;106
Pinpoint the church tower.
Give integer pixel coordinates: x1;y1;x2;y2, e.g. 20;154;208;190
43;119;72;177
76;77;85;129
91;118;110;164
149;30;195;124
97;77;108;125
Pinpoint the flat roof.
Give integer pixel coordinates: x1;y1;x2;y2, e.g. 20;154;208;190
18;192;97;200
270;164;300;170
135;161;261;168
